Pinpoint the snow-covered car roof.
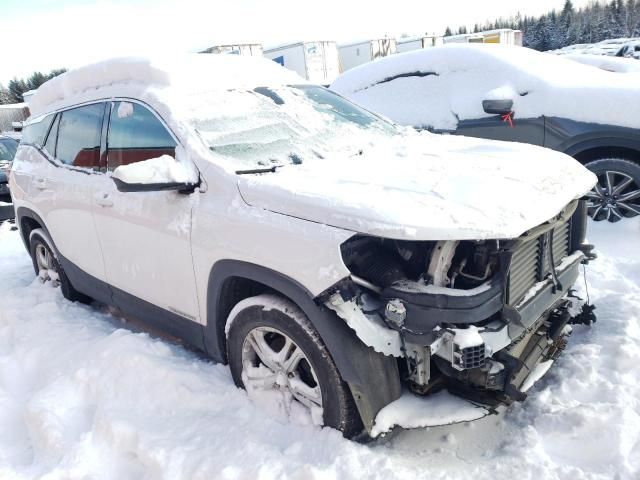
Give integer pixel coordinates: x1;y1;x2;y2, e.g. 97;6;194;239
552;37;640;56
561;53;640;73
29;55;305;118
331;44;640;131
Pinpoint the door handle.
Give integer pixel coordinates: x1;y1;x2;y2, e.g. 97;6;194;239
35;178;47;190
95;192;114;208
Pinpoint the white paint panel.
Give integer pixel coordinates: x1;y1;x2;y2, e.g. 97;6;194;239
91;176;201;322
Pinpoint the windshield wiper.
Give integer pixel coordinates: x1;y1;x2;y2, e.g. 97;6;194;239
235;165;283;175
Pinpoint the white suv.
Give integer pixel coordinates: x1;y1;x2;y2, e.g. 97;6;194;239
11;55;598;438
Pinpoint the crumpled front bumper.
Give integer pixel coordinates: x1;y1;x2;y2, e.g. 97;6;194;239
388;251;585;404
383;251;584;351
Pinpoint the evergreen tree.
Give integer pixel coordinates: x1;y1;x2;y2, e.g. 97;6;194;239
446;0;640;51
0;85;11;105
6;68;66;103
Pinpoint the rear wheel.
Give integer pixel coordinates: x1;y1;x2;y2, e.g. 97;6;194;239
584;158;640;222
29;229;91;303
226;294;362;437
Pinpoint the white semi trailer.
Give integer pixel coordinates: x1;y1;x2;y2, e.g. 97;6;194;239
443;29;523;46
339;38;397;71
264;41;341;84
199;43;263;56
396;35;444;53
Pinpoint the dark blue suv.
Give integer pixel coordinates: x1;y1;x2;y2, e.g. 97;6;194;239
331;44;640;223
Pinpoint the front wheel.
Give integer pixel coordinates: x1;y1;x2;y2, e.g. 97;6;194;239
29;229;91;303
226;294;362;437
584;158;640;222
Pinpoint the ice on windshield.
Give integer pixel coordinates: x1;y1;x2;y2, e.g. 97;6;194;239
187;85;396;170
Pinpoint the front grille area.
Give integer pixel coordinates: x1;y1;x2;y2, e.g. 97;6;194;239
507;220;571;306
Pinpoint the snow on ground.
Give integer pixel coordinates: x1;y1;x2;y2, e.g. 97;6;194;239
0;218;639;480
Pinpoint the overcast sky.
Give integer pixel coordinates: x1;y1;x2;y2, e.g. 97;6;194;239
1;0;590;84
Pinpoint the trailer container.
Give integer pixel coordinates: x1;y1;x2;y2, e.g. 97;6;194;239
199;43;263;56
339;38;397;71
443;29;523;46
264;41;340;84
396;35;444;53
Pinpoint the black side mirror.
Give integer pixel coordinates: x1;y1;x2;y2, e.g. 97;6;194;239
112;177;197;194
482;99;514;115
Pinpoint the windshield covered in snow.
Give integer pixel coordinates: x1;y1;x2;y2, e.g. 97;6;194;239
188;85;398;170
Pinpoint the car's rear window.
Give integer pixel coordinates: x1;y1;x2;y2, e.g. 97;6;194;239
22;114;55;147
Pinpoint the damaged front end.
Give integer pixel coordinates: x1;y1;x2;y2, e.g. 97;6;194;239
322;200;597;433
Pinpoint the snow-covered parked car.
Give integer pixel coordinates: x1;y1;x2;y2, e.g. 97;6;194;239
616;40;640;59
0;133;19;199
10;55;598;438
331;44;640;223
561;53;640;73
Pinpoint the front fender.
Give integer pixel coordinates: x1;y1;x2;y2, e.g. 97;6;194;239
205;260;401;433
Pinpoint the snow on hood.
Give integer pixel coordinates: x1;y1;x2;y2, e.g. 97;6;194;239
330;44;640;131
237;132;596;241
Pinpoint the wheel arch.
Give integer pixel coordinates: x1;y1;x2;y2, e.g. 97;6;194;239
205;259;402;434
15;207;55;254
565;140;640;166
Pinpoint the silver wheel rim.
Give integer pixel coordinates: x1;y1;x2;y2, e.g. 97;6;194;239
241;326;323;425
587;170;640;222
35;243;60;286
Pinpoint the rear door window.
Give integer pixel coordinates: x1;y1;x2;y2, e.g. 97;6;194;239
107;101;177;171
56;103;105;169
22;114;54;147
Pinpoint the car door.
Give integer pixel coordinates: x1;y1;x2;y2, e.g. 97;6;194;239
28;103;110;300
91;100;201;324
454;115;545;146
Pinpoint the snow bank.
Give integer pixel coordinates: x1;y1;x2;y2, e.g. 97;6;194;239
0;219;639;479
331;44;640;130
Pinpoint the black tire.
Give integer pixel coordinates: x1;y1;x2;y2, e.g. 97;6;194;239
583;158;640;222
29;229;92;304
226;294;363;438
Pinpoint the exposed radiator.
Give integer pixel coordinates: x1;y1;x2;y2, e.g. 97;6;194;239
508;220;571;306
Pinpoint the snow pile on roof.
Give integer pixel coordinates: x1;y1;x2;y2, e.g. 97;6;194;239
1;218;639;478
29;55;304;118
561;53;640;73
331;44;640;130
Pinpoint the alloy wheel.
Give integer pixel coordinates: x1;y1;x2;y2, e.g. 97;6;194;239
586;170;640;222
35;243;60;286
241;326;323;425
